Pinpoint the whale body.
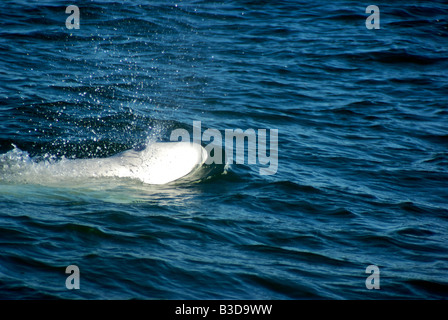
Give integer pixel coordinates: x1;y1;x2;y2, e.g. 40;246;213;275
72;142;209;184
1;142;208;185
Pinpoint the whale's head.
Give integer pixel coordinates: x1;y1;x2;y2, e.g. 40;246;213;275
129;142;208;184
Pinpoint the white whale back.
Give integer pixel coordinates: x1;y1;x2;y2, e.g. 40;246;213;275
93;142;208;184
75;142;208;184
0;142;208;185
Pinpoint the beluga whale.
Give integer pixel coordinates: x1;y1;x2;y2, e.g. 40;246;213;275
0;142;209;185
72;142;209;184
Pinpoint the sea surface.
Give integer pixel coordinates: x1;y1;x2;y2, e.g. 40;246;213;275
1;0;448;299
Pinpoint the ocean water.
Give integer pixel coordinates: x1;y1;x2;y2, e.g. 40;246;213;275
1;0;448;299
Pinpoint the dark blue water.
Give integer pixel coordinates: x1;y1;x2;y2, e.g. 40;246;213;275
1;0;448;299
